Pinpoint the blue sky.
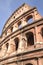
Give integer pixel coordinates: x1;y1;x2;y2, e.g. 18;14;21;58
0;0;43;35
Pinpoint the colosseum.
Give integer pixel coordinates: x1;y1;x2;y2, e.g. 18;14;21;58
0;3;43;65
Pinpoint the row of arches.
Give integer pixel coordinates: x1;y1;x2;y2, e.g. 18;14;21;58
6;32;34;51
10;15;33;32
2;15;33;39
2;16;43;43
5;27;43;52
0;27;43;57
5;26;43;51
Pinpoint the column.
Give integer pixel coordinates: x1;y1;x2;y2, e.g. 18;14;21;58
0;44;7;58
13;24;18;32
7;29;11;35
6;39;16;56
38;58;42;65
35;27;40;44
18;34;27;52
21;18;27;27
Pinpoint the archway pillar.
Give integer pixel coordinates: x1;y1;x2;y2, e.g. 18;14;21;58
7;29;11;35
21;18;27;27
13;24;18;32
35;27;40;44
0;44;7;58
6;39;16;56
38;58;42;65
18;34;27;52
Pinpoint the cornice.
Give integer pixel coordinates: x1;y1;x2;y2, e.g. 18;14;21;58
0;18;43;46
2;3;32;33
2;7;36;35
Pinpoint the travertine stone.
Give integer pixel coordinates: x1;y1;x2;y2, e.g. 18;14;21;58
21;18;27;27
38;58;42;65
13;24;18;32
33;11;42;20
18;34;27;52
0;44;7;58
2;33;6;40
7;29;11;35
5;39;16;56
0;3;43;65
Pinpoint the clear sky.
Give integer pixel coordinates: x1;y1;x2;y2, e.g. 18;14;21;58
0;0;43;35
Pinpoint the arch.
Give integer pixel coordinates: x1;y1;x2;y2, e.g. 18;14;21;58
25;32;34;46
11;27;13;32
41;27;43;38
6;43;9;49
14;37;19;50
26;63;33;65
18;21;22;28
26;15;33;24
0;47;2;50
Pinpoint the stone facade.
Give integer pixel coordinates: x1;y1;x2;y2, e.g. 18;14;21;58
0;3;43;65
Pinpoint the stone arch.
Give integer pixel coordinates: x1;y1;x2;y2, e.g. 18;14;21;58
41;27;43;38
6;43;9;49
14;37;19;50
25;32;34;46
18;21;22;28
26;63;33;65
11;27;13;32
24;60;37;65
26;15;33;23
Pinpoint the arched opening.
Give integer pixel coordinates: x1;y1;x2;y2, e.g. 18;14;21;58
18;21;22;28
26;15;33;24
11;27;13;32
26;63;33;65
26;32;34;46
0;47;2;50
6;43;9;49
41;28;43;38
14;38;19;50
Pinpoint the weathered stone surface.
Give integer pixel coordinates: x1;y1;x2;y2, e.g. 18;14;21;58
0;3;43;65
